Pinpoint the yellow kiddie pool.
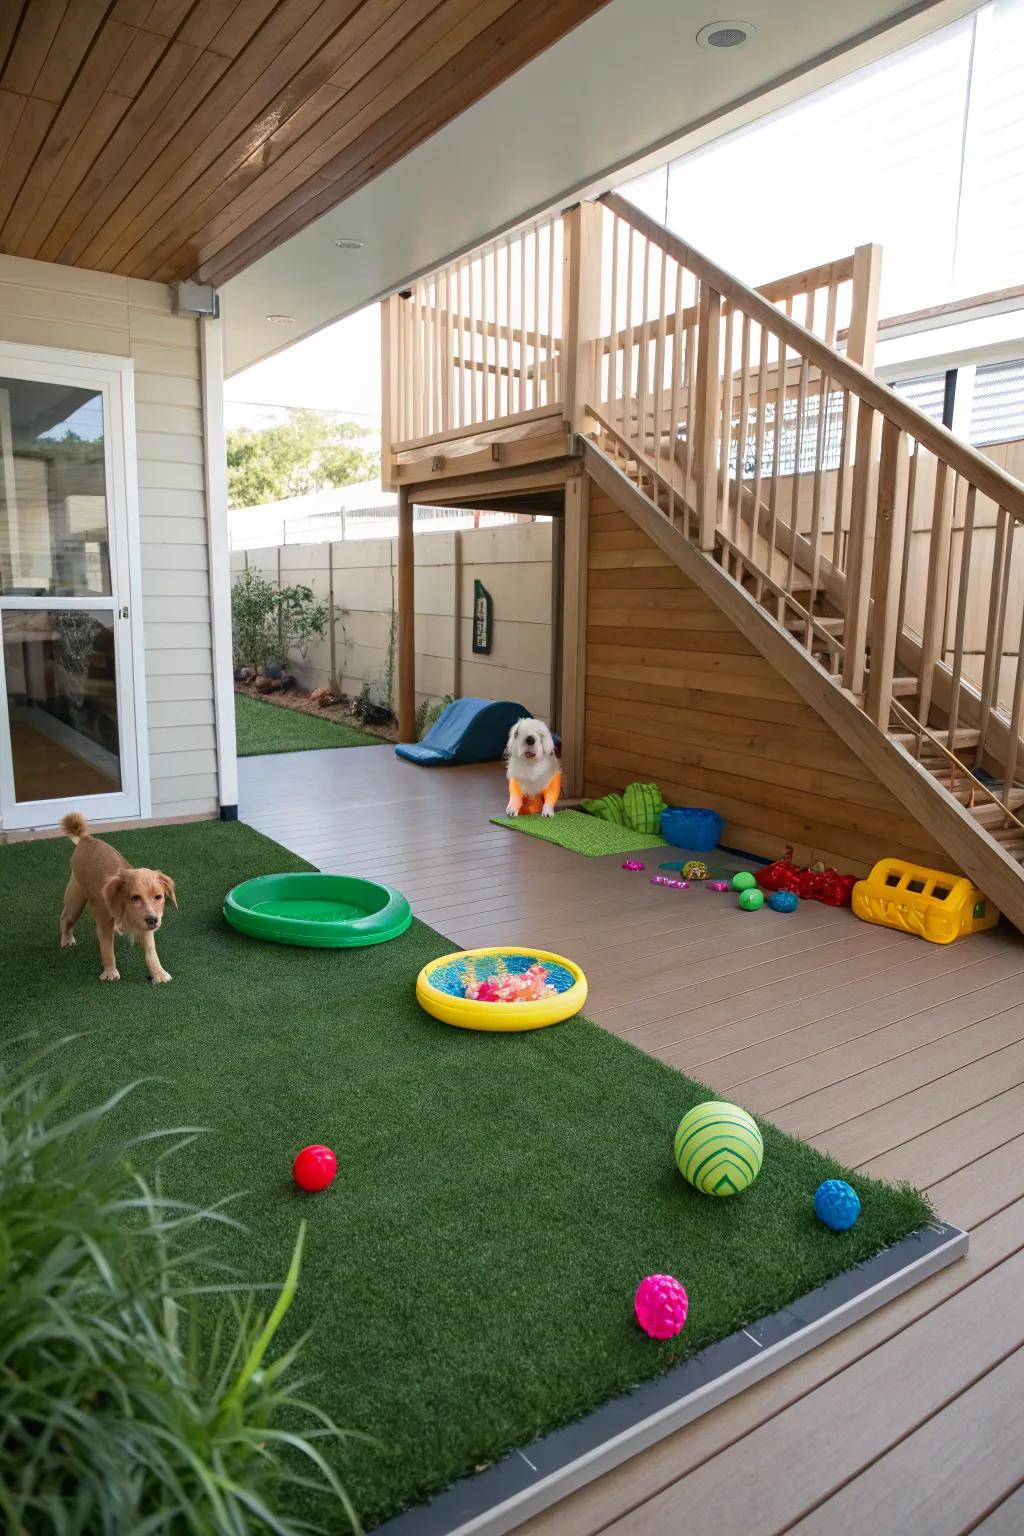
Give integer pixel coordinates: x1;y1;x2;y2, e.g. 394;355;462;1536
416;947;588;1032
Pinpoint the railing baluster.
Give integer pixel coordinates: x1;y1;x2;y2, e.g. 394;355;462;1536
895;436;918;640
767;335;786;612
695;282;723;551
532;226;541;414
455;261;465;429
683;291;696;487
546;221;557;404
719;301;734;554
519;231;527;420
841;399;879;695
945;484;976;797
623;227;635;437
412;281;423;439
637;234;650;453
750;324;769;595
736;314;751;565
668;262;683;529
866;419;909;725
786;357;810;600
1003;559;1024;793
978;508;1012;764
917;460;955;732
654;247;668;466
805;365;831;651
607;214;620;416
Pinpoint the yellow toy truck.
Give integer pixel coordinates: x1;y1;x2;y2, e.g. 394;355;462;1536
852;859;999;945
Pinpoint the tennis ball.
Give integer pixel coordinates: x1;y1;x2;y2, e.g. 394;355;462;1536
674;1101;764;1197
731;870;757;891
739;888;765;911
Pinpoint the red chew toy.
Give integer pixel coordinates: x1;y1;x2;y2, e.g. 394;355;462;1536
292;1144;337;1192
757;846;855;907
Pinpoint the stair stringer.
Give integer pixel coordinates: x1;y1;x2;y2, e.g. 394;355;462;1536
582;436;1024;932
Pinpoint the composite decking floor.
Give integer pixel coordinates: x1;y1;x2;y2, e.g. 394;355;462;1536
240;746;1024;1536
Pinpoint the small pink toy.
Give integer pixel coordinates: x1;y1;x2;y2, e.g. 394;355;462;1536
622;860;645;871
705;879;730;892
465;962;556;1003
651;875;689;889
634;1273;689;1339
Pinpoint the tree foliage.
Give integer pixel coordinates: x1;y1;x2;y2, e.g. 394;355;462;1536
231;567;331;673
226;408;380;509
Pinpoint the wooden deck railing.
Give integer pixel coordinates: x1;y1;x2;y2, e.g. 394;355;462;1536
594;192;1024;797
380;193;1024;803
381;214;565;453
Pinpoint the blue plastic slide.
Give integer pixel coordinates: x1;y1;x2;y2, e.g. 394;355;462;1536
394;697;529;766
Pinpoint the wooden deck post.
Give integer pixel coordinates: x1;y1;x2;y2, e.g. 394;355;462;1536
380;294;400;491
846;244;883;370
397;485;416;741
559;471;589;796
561;201;603;435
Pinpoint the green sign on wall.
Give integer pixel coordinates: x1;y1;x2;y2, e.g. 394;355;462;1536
472;579;493;655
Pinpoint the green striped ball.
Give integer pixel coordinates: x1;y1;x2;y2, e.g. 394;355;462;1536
674;1101;764;1197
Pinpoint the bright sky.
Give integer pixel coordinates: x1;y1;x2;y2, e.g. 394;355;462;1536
223;302;382;433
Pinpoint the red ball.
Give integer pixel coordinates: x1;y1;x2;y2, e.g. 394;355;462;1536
292;1144;337;1192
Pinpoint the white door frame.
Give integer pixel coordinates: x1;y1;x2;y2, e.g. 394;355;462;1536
0;342;150;829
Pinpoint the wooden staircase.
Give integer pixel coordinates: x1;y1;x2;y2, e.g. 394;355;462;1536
579;194;1024;929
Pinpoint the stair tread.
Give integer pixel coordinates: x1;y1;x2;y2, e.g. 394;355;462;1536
891;728;981;750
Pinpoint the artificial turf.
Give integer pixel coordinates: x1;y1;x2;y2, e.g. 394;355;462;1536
491;808;668;855
235;691;385;755
0;821;932;1531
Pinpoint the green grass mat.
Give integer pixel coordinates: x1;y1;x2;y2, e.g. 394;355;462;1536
0;822;930;1530
236;691;385;755
491;807;668;855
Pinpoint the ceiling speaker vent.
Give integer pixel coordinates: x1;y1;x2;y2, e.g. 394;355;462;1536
697;20;756;50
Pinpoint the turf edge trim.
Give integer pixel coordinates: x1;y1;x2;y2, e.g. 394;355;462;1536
375;1221;967;1536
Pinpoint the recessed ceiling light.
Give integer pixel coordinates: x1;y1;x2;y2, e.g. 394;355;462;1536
265;314;295;324
697;19;755;49
334;238;365;250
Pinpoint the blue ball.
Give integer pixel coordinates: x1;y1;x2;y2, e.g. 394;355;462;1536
768;890;799;913
814;1179;861;1231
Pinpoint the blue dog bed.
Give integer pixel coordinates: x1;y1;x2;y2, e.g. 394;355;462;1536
395;697;528;766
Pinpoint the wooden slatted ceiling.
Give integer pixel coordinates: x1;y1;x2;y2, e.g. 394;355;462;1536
0;0;609;286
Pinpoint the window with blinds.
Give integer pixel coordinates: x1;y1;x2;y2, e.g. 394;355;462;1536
890;372;948;425
970;358;1024;444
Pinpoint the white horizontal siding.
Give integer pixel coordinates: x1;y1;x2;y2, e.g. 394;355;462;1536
0;254;218;824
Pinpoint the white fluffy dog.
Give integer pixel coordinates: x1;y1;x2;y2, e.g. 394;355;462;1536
505;717;561;817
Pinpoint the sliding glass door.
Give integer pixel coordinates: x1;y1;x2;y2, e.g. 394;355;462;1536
0;347;145;829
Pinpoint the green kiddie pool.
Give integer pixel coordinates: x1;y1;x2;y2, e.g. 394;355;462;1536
223;873;411;948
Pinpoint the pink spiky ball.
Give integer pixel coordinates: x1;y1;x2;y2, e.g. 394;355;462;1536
634;1273;689;1339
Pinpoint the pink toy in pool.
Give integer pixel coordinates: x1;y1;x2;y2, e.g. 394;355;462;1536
634;1273;689;1339
464;962;556;1003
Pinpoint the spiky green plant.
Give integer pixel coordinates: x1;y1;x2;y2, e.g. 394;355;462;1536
0;1040;364;1535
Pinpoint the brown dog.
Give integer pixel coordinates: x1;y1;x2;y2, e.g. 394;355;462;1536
60;813;177;984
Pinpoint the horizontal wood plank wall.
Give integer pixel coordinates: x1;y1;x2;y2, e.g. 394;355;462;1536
0;254;218;822
583;483;952;875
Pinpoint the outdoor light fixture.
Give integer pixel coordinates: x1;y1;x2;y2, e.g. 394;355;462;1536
334;238;365;249
696;20;756;49
265;314;295;324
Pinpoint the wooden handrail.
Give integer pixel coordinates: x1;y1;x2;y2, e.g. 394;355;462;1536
600;192;1024;520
